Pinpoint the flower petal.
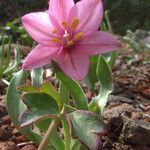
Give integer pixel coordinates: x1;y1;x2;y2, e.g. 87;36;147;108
49;0;74;24
79;31;122;56
22;12;56;46
23;45;60;70
69;0;103;33
57;47;89;81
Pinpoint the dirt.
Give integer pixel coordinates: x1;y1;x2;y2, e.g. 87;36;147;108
0;47;150;149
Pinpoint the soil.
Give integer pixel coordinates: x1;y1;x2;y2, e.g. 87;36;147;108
0;46;150;149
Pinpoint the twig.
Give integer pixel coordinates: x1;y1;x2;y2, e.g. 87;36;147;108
37;118;60;150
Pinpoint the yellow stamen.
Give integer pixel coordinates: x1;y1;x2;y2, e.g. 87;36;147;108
70;18;80;30
73;32;84;41
51;38;62;44
52;28;58;34
67;40;74;47
62;21;68;29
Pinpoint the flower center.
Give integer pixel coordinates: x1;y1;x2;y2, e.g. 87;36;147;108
51;17;83;48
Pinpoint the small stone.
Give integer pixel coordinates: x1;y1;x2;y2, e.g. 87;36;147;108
131;112;143;120
145;105;150;112
2;115;11;124
0;141;19;150
86;91;94;100
20;144;37;150
121;115;150;146
142;88;150;98
104;104;134;139
0;126;13;140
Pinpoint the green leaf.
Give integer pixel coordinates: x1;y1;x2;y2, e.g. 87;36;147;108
6;70;51;150
84;56;99;90
4;43;20;75
17;82;63;110
68;110;104;150
105;10;113;33
19;93;59;127
0;39;5;69
52;61;88;110
60;82;69;104
89;56;113;116
17;85;39;92
40;82;62;109
6;70;28;127
5;36;12;68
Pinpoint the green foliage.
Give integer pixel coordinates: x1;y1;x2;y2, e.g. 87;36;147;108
6;70;51;150
0;18;33;46
7;70;64;150
19;93;59;127
84;56;99;90
68;110;103;150
89;56;113;116
0;36;20;81
104;0;150;34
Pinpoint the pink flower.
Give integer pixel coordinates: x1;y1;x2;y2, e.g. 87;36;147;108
22;0;121;81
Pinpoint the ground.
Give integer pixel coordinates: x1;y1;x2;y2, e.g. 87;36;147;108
0;45;150;150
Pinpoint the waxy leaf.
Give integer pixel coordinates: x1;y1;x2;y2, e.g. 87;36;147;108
19;93;59;127
18;81;63;110
29;68;65;149
89;56;113;116
17;85;39;92
84;56;99;90
40;82;62;109
6;70;51;150
68;110;104;150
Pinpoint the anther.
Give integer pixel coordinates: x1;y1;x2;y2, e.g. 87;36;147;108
70;18;80;30
73;32;83;41
51;38;62;44
52;28;58;34
62;21;68;29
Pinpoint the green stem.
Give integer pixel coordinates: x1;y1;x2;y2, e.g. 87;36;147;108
62;118;71;150
109;51;118;67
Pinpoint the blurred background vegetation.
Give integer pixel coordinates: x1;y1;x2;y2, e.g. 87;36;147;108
0;0;149;35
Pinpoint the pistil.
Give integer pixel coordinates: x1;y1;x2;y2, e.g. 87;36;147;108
67;40;74;48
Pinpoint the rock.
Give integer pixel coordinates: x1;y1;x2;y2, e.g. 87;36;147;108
0;126;13;140
0;106;7;118
121;114;150;146
104;103;134;121
20;144;37;150
108;95;133;104
0;141;19;150
131;112;143;120
104;104;134;139
132;29;150;50
112;142;133;150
